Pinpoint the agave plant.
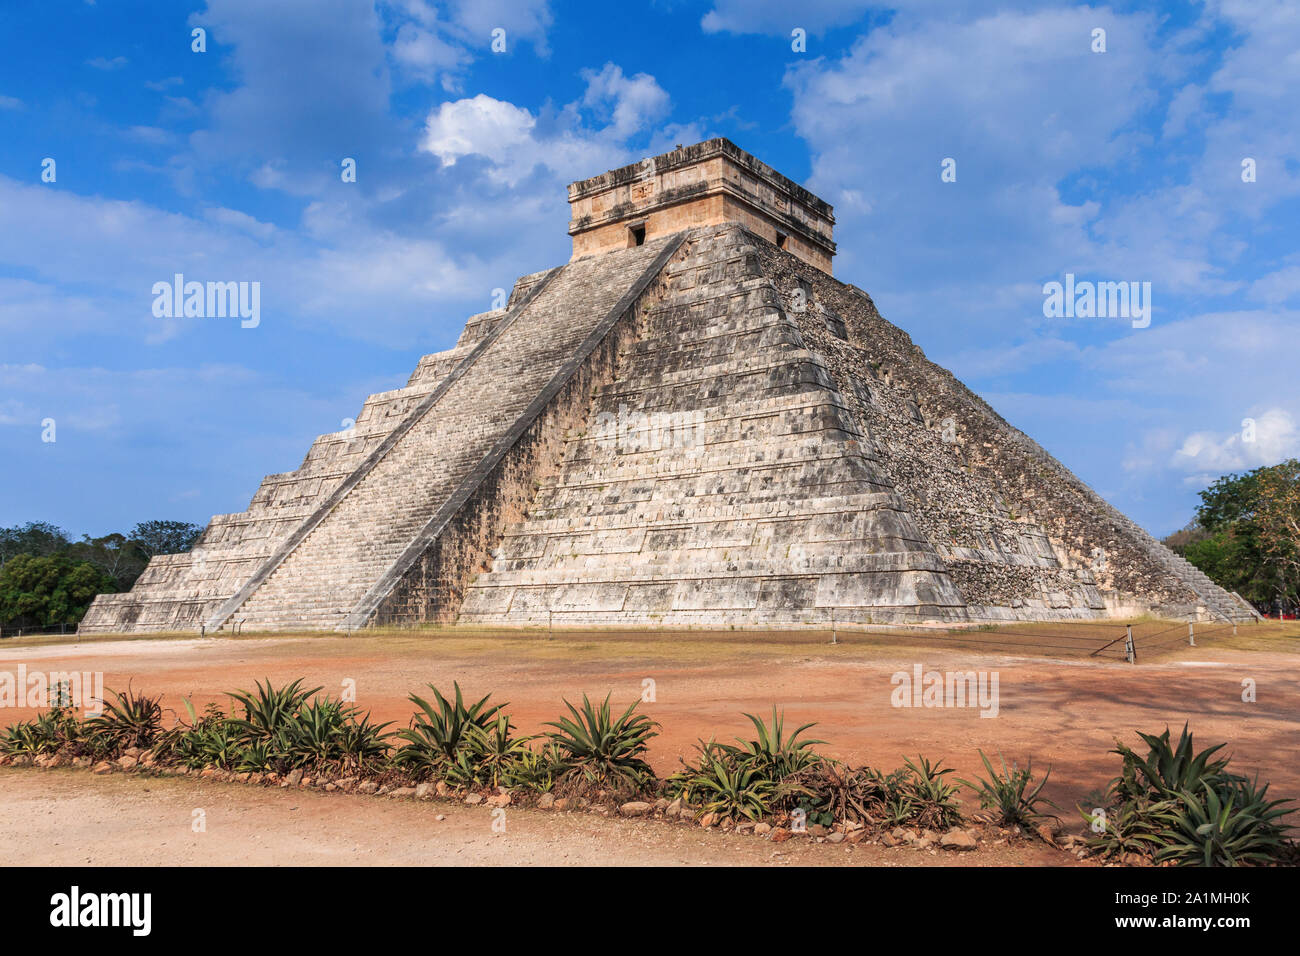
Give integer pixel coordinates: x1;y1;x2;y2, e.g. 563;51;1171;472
502;741;563;793
1081;796;1181;861
393;682;503;779
900;755;964;830
692;752;776;822
666;737;741;804
783;762;902;826
276;698;351;768
234;737;277;773
731;707;824;779
334;708;395;773
227;678;322;743
959;750;1058;829
85;686;163;755
0;718;53;756
1111;724;1239;803
153;700;241;769
1155;778;1293;867
463;714;535;789
882;786;918;827
1083;724;1294;866
545;693;658;792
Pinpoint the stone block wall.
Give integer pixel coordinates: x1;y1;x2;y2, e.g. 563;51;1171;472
460;224;966;626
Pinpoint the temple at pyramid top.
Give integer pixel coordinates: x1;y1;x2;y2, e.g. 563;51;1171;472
567;138;837;273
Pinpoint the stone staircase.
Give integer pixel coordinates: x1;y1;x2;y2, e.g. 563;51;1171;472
78;341;478;632
459;225;968;626
203;237;682;631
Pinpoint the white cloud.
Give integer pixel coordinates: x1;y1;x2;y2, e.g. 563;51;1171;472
392;21;470;82
144;76;184;92
421;94;537;168
1172;408;1300;474
382;0;553;87
580;64;670;140
126;125;174;145
782;4;1164;331
0;278;116;338
187;0;395;195
86;55;128;71
418;65;677;187
702;0;878;35
202;206;277;241
1249;260;1300;306
0;174;496;346
445;0;553;55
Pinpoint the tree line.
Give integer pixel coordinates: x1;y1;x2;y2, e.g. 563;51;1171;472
0;520;202;631
1164;458;1300;614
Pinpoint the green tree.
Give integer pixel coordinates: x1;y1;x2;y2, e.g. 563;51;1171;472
0;521;71;567
69;532;150;591
0;553;117;629
1195;469;1263;530
1173;461;1300;608
1181;531;1261;599
1254;459;1300;606
129;520;203;558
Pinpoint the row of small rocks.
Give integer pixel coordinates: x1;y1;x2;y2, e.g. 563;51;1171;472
536;794;986;851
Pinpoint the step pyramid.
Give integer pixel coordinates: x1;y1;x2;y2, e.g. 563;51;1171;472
79;139;1251;633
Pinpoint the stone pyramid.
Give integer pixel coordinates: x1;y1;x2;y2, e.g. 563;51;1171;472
81;139;1256;633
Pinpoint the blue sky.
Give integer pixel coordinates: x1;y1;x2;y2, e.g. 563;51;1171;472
1;0;1297;541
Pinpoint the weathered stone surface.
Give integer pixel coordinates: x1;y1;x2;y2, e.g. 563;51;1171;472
568;138;835;274
81;140;1251;634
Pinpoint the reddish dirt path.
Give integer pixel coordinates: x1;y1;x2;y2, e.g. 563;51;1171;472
2;626;1297;819
0;769;1072;866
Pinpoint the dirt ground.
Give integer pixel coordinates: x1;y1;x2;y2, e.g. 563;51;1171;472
1;622;1297;865
0;768;1070;866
